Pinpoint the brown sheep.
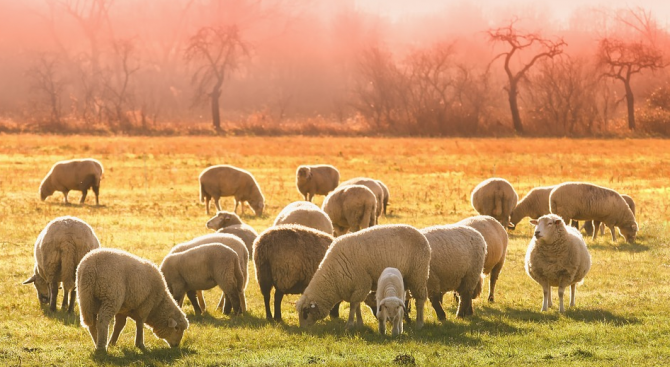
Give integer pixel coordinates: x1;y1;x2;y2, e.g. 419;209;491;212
199;165;265;216
39;158;104;205
296;165;340;202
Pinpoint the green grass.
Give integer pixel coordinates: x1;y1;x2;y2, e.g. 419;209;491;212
1;135;670;366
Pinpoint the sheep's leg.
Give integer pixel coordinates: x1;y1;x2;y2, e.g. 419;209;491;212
196;290;206;313
134;319;146;350
205;196;211;215
489;261;504;303
415;297;426;329
306;192;312;202
223;295;233;315
80;189;88;204
213;197;221;212
378;311;386;335
233;199;239;214
216;293;225;311
570;283;577;307
558;286;566;313
345;302;360;329
592;223;599;240
355;303;363;328
609;225;617;242
456;292;473;318
61;288;69;311
95;306;117;352
92;185;100;206
599;222;606;236
185;291;202;315
429;295;446;321
49;280;59;312
261;286;273;320
273;290;285;322
329;302;341;318
109;314;127;346
62;190;70;204
392;317;402;336
67;289;76;313
541;284;550;311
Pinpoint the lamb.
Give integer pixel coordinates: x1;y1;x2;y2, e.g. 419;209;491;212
39;158;104;205
206;211;259;256
509;186;555;230
525;214;591;312
550;182;638;243
339;177;385;222
169;233;248;315
296;165;340;201
471;178;518;229
456;215;508;302
161;243;246;315
583;194;636;237
199;165;265;216
321;185;377;236
253;224;334;322
377;180;390;216
296;224;431;329
76;248;189;351
376;267;406;336
273;201;334;235
23;216;100;312
421;225;487;319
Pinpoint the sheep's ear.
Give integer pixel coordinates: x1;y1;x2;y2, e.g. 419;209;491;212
632;223;638;231
529;219;538;225
168;317;177;328
22;275;36;285
554;219;563;226
377;299;385;314
508;223;516;229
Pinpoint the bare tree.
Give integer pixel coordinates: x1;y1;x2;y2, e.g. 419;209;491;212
488;20;566;134
26;53;67;128
100;39;140;130
185;26;250;133
597;8;667;131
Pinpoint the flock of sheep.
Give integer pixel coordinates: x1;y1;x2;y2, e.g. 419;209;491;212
24;158;639;351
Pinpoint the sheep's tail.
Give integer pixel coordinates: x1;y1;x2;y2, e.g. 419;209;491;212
493;193;503;217
234;260;246;313
472;274;484;300
363;201;376;227
199;182;206;204
76;261;96;331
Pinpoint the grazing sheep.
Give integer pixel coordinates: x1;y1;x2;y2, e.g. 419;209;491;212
525;214;591;312
39;158;104;205
457;215;508;303
206;211;259;256
254;225;334;322
169;233;248;315
377;180;390;216
199;165;265;216
583;194;636;237
76;248;189;351
339;177;385;221
296;165;340;201
376;267;406;336
161;243;246;315
296;224;431;329
509;186;555;230
421;225;487;319
471;178;518;229
23;216;100;312
550;182;638;243
273;201;334;235
322;185;377;236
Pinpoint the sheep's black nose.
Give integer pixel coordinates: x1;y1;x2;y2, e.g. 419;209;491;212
534;231;541;238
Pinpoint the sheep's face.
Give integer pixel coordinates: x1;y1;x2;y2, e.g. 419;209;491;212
296;167;311;184
206;211;240;230
378;297;405;323
297;299;320;327
530;215;565;243
620;222;638;243
154;314;189;348
250;200;264;216
23;273;50;304
39;183;53;201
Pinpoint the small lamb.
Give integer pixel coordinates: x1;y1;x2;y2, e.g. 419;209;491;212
376;267;406;336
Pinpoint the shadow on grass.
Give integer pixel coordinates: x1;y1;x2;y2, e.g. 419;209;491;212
91;345;197;366
40;306;80;326
187;311;270;329
43;202;107;209
588;242;649;253
563;308;640;325
483;305;639;326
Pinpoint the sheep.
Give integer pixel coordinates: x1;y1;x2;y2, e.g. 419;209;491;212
39;158;103;205
273;201;334;235
377;180;390;216
550;182;638;243
583;194;636;237
76;248;189;352
199;165;265;216
296;165;340;201
471;178;518;229
296;224;431;330
161;243;247;315
421;225;487;319
456;215;508;303
23;216;100;312
376;267;406;336
253;224;334;322
525;214;591;312
509;186;555;230
321;185;377;237
206;211;259;256
339;177;385;222
169;233;248;315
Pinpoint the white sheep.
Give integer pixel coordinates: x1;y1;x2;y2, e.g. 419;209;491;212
253;224;334;322
376;267;406;336
322;185;377;237
457;215;508;302
525;214;591;312
161;243;247;315
273;201;334;235
471;178;518;229
376;179;390;216
296;165;340;201
39;158;104;205
583;193;636;237
199;165;265;216
421;224;487;319
206;211;258;256
339;177;385;222
169;233;248;315
296;224;431;330
509;186;555;230
550;182;638;243
76;248;189;351
23;216;100;312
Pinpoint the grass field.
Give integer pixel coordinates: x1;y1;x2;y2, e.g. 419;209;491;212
1;134;670;366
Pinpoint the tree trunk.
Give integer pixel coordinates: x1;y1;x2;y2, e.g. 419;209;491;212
508;82;524;134
624;81;636;131
210;87;222;133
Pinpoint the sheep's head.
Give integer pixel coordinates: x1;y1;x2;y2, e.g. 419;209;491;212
296;297;322;327
619;221;638;243
39;180;54;201
206;211;242;230
250;200;264;216
296;167;311;183
378;297;405;323
153;312;189;348
530;214;565;243
23;272;50;305
508;210;521;230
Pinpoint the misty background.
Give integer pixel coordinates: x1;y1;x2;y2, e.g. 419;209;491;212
0;0;668;136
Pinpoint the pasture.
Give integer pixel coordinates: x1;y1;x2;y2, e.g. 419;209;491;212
1;134;670;366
